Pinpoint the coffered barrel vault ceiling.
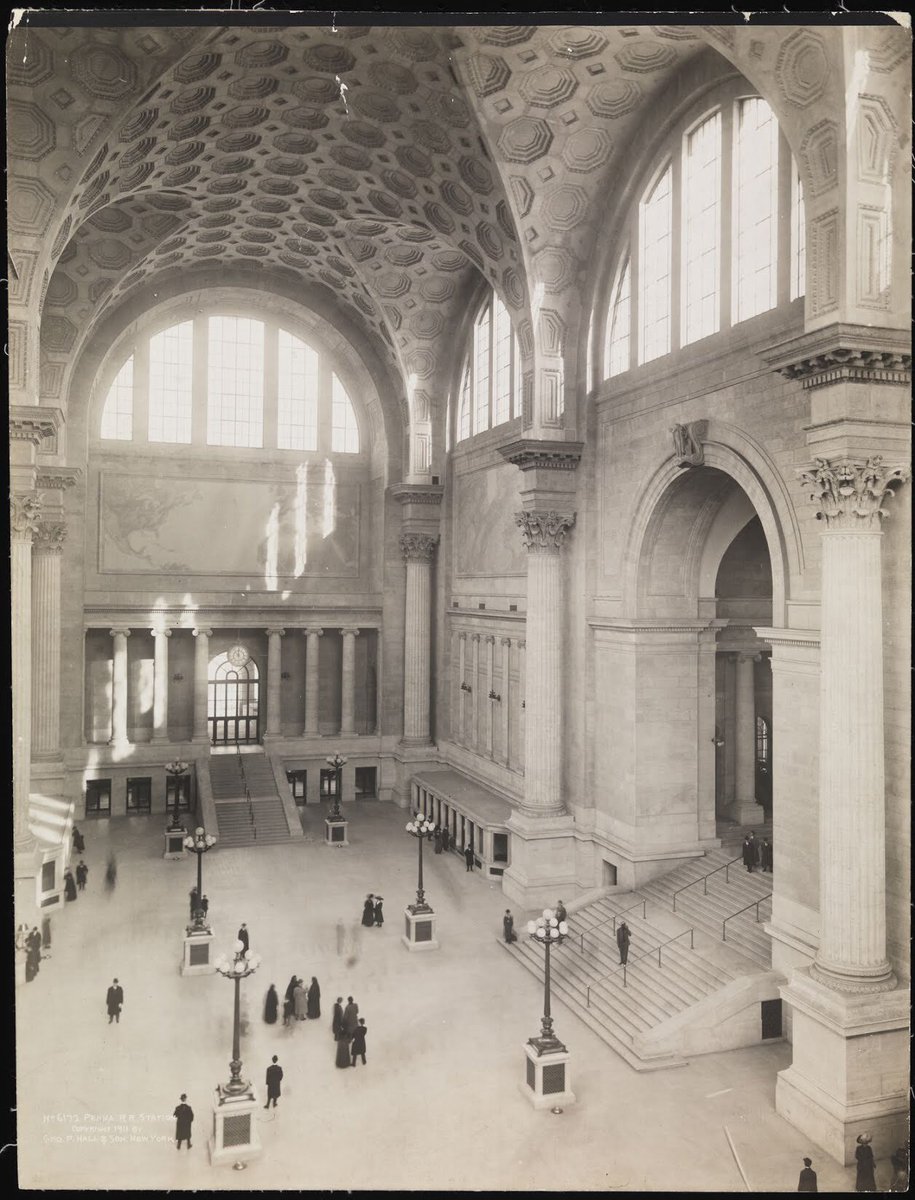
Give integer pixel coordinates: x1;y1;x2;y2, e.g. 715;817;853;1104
7;21;871;428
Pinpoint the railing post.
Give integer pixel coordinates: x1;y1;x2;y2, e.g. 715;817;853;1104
657;947;661;968
586;985;590;1008
722;920;726;942
623;965;627;988
690;929;694;949
580;932;584;953
672;895;677;913
703;878;708;895
641;900;646;919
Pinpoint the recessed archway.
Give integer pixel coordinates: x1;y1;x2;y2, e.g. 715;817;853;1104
208;651;260;745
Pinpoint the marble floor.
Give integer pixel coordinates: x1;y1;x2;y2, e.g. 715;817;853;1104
16;802;869;1192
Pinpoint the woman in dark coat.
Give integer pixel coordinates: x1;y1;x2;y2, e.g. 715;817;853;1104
307;976;321;1019
433;828;443;854
441;826;451;852
283;976;297;1026
72;826;85;854
63;870;77;901
335;1027;351;1068
332;997;344;1039
263;983;278;1025
855;1134;876;1192
361;895;375;927
372;896;384;927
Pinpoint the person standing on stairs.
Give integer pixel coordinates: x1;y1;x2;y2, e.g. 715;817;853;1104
616;921;630;965
742;834;757;873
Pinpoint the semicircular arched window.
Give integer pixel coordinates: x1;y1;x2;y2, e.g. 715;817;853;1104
98;314;360;455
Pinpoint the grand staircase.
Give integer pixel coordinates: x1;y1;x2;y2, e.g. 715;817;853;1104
209;751;294;847
503;842;777;1071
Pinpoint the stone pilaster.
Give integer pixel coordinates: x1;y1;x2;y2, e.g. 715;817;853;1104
109;627;131;747
485;635;495;758
470;634;481;751
192;627;212;743
457;632;467;744
340;627;359;734
400;532;437;746
12;493;41;858
500;637;512;766
31;520;66;758
303;628;323;736
731;652;762;826
151;628;172;744
264;627;285;738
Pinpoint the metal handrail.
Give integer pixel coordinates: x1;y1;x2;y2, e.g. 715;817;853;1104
722;894;771;941
672;856;742;910
586;927;696;1004
579;898;647;953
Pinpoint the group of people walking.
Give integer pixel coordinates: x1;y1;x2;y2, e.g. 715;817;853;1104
361;894;384;926
741;831;773;873
333;995;368;1068
276;975;321;1024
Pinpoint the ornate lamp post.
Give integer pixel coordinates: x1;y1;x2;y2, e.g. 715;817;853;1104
208;942;263;1167
324;752;349;846
165;760;190;830
184;826;217;929
402;812;439;952
520;908;576;1110
179;826;217;977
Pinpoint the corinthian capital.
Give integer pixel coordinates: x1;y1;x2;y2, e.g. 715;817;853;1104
400;532;438;563
33;520;67;554
798;456;909;529
515;509;575;552
10;493;42;538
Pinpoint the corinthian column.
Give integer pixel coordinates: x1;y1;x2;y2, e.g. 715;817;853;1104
732;652;761;825
304;627;323;735
151;628;172;744
12;493;41;852
109;627;131;747
798;456;909;992
516;511;575;816
32;520;66;757
400;532;437;744
192;627;212;743
265;627;285;738
340;627;360;734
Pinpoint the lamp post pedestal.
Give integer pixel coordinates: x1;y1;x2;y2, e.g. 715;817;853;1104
180;922;216;976
163;827;188;860
519;1041;576;1110
324;816;349;847
208;1086;262;1167
401;904;439;952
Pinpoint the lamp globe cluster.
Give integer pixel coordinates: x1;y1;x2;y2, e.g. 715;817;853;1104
214;944;261;977
527;908;569;941
406;814;435;836
184;826;217;852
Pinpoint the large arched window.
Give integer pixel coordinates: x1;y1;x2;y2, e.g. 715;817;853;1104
602;87;805;381
455;289;521;444
99;314;360;454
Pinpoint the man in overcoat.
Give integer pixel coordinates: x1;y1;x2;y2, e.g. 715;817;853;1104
106;978;124;1023
173;1094;193;1149
264;1056;283;1108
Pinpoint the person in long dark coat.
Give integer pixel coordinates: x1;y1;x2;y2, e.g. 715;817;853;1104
855;1134;876;1192
889;1146;908;1192
104;854;117;893
307;976;321;1019
263;984;278;1025
441;826;451;852
335;1028;351;1068
343;996;359;1038
350;1018;367;1067
361;895;375;927
283;975;297;1026
64;870;77;902
616;921;631;965
75;861;88;891
797;1157;818;1192
237;924;249;952
760;838;773;873
264;1056;283;1108
72;826;85;854
555;900;568;925
189;888;199;920
25;929;41;982
433;828;443;854
503;910;518;943
173;1094;193;1149
372;896;384;927
106;978;124;1023
41;916;52;954
742;835;756;872
332;997;344;1039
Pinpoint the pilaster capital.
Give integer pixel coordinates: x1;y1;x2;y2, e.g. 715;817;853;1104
340;626;360;637
519;639;527;650
109;626;132;639
798;455;910;529
303;626;324;638
515;509;576;553
265;627;286;638
485;635;496;645
458;631;467;642
33;520;66;554
151;627;173;638
192;627;213;639
37;466;82;491
498;438;583;472
733;651;762;665
400;532;438;562
10;493;42;538
501;637;512;647
762;324;912;390
470;633;481;644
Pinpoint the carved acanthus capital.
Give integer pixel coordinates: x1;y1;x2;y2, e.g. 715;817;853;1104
400;532;438;563
10;493;42;538
798;455;910;528
515;509;575;553
33;520;66;554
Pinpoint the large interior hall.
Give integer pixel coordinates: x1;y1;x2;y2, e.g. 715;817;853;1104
8;16;911;1193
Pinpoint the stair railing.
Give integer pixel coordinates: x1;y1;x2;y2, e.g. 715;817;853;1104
672;856;742;911
579;898;647;953
722;894;771;941
585;928;696;1003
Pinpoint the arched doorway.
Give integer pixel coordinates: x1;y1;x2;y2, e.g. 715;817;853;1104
208;652;260;744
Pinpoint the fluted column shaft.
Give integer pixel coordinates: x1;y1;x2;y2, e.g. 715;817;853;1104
500;638;512;765
734;653;758;805
340;627;359;734
265;627;285;737
304;628;323;735
458;633;467;744
485;635;495;757
32;521;65;757
192;627;212;742
799;455;909;993
109;627;131;746
400;533;436;743
151;628;171;743
12;494;41;847
516;511;575;816
470;634;480;750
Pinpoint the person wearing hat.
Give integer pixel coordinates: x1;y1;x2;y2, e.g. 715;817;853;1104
237;923;249;953
173;1094;193;1149
503;909;518;943
616;921;631;965
372;896;384;926
361;894;375;927
264;1056;283;1108
855;1133;876;1192
106;978;124;1024
797;1156;817;1192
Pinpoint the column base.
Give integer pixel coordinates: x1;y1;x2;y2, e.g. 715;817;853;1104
726;798;765;826
208;1087;262;1167
191;735;212;746
776;967;910;1165
151;734;170;745
519;1042;576;1110
164;828;188;860
181;924;216;975
501;811;577;910
401;905;439;951
324;818;349;847
36;846;65;909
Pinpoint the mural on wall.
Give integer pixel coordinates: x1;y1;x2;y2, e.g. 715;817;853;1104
98;470;360;580
454;467;526;577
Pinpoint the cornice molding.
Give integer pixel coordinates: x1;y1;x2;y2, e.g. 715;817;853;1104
498;437;584;472
37;466;82;490
9;405;63;444
390;483;444;506
760;324;912;390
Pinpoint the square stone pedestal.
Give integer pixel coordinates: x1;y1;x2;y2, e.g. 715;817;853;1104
180;924;216;976
401;905;439;952
501;811;578;910
164;828;187;860
324;818;349;847
208;1086;262;1168
37;849;64;909
776;968;910;1165
519;1042;576;1110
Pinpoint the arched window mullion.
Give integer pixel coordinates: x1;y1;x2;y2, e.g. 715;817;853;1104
263;321;279;450
719;102;735;335
134;335;149;445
